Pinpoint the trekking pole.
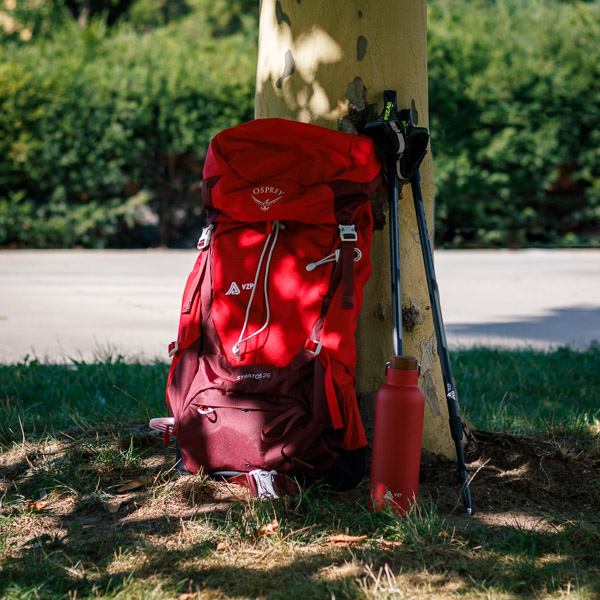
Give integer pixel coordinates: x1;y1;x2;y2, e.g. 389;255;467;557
400;108;472;516
364;91;404;355
364;92;472;515
388;151;403;356
365;92;422;514
408;165;472;515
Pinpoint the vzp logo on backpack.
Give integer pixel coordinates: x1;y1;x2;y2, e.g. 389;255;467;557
155;118;381;497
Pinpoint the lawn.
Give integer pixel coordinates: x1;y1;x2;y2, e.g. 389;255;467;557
1;346;599;599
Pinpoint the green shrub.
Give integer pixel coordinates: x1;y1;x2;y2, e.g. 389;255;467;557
428;0;600;247
1;0;600;248
0;0;68;43
0;14;256;248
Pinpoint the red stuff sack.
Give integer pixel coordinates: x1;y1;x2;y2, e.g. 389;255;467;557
158;118;381;495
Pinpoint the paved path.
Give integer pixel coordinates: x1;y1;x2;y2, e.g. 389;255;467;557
0;249;598;363
435;249;600;349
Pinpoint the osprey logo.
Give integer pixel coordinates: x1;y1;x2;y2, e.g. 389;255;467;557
252;186;284;212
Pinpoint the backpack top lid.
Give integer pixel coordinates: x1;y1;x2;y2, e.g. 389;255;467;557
202;118;381;224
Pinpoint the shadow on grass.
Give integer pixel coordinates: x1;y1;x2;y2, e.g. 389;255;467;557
1;506;599;599
1;432;599;600
1;353;599;598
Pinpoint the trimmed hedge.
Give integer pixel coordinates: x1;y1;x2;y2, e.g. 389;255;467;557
0;15;256;247
428;0;600;247
1;0;599;248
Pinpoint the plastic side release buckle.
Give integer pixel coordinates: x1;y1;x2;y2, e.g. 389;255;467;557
249;469;279;498
168;341;179;357
197;224;214;250
149;417;176;435
304;339;322;356
339;224;357;242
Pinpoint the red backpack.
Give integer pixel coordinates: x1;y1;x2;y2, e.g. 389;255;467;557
154;118;381;495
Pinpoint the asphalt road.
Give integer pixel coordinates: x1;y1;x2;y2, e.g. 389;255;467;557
0;249;598;363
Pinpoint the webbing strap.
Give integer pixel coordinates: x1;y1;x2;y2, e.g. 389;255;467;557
341;241;355;309
325;364;343;430
165;251;210;437
339;224;357;310
320;350;344;430
304;339;343;430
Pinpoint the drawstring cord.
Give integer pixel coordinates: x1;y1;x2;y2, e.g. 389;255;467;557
306;250;339;272
306;247;362;272
232;221;282;360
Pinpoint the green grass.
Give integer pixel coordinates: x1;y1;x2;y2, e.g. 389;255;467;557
1;346;599;599
0;356;169;443
1;345;599;445
453;344;600;446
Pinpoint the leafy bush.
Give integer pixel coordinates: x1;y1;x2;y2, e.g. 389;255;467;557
0;12;256;247
0;0;67;42
1;0;600;248
428;0;600;247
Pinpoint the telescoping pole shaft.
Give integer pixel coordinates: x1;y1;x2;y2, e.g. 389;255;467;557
388;155;403;357
409;170;472;515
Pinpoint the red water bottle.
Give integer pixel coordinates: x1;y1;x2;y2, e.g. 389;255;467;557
369;356;425;514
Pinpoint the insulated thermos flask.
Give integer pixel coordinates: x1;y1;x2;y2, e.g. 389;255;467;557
369;356;425;514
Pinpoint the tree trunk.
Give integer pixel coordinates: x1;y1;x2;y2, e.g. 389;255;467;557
255;0;455;458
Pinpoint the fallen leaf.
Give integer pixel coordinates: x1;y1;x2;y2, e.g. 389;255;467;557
255;518;279;538
26;500;49;511
104;500;122;514
216;541;230;551
328;534;367;546
116;476;152;493
379;539;403;549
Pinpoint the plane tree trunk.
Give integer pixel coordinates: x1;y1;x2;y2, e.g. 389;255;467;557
255;0;457;459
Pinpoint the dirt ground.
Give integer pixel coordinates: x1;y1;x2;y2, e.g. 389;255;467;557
2;429;598;541
419;430;600;530
1;428;599;600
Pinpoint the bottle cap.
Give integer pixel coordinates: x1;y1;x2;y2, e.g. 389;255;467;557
389;355;419;370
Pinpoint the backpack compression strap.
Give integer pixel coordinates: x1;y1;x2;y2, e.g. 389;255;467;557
165;245;211;442
304;339;344;430
339;224;358;309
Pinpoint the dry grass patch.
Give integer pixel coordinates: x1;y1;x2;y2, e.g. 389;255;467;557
0;430;599;599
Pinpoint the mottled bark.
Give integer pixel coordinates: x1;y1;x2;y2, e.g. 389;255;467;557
255;0;455;458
